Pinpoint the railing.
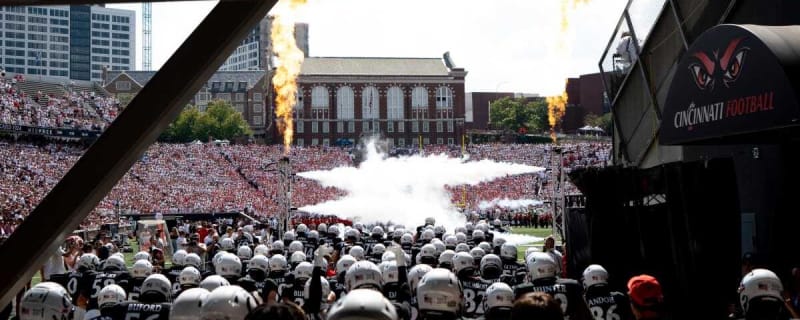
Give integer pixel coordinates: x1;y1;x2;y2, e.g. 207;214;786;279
599;0;668;104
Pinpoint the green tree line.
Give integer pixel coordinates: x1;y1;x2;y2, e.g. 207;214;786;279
489;97;549;133
160;100;253;142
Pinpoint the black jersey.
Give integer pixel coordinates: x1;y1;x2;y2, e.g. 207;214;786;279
328;276;346;299
238;275;277;296
172;284;198;300
514;278;588;320
500;259;526;286
460;276;492;319
583;285;633;320
164;266;183;294
267;271;292;302
401;243;413;256
107;302;171;320
285;277;309;307
66;270;97;308
303;241;318;261
88;270;132;310
128;277;146;302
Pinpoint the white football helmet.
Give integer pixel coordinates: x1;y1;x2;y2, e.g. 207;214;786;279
408;264;434;295
372;226;385;237
431;240;445;256
304;276;331;302
19;282;73;320
220;238;235;251
453;252;474;275
582;264;609;289
134;251;151;262
290;251;307;265
215;253;242;278
425;217;436;226
200;286;257;320
381;261;399;284
480;254;503;279
455;243;470;253
328;225;340;237
433;225;446;236
97;284;126;308
248;255;269;273
103;255;126;271
295;262;314;281
381;251;396;263
237;246;252;260
199;275;230;292
180;266;202;286
345;260;382;291
419;244;436;260
454;227;467;235
439;250;456;267
524;246;541;259
492;237;506;249
184;253;202;269
372;244;386;255
421;229;435;242
271;240;285;253
500;243;517;260
349;246;365;261
345;228;360;241
472;230;485;242
465;222;474;232
336;255;357;275
296;224;309;234
328;289;397;320
132;260;153;278
400;234;413;245
309;230;320;241
739;268;784;313
171;288;210;320
470;247;486;263
284;231;296;242
288;241;304;254
526;252;558;281
254;244;269;257
268;254;288;272
455;233;467;244
417;268;463;315
478;242;492;253
444;235;458;248
77;253;100;271
142;274;172;301
318;223;328;233
485;282;514;310
172;250;188;266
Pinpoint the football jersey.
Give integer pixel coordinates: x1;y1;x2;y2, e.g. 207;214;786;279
238;275;277;296
460;276;492;319
285;277;309;307
267;271;292;302
328;277;347;299
107;302;171;320
514;279;587;320
500;259;526;286
87;270;132;310
303;241;318;261
66;270;97;308
128;277;146;302
583;285;632;320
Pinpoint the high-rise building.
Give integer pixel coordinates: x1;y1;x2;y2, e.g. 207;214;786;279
0;5;135;82
218;15;309;71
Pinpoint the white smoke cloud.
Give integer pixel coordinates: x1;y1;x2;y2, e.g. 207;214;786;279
478;198;543;210
298;140;544;231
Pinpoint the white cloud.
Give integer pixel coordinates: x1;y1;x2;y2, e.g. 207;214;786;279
110;0;636;95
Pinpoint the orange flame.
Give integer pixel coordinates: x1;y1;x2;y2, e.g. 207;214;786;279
546;89;568;144
271;0;307;154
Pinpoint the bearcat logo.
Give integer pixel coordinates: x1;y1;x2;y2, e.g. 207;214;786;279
689;37;750;91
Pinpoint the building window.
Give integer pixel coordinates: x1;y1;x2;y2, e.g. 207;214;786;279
436;121;443;133
412;86;428;108
348;121;355;133
115;81;131;91
398;139;405;147
296;139;304;147
296;120;304;133
387;121;394;133
217;93;231;101
322;121;329;133
253;103;263;113
448;138;455;145
337;121;343;133
436;86;453;109
362;120;370;132
323;139;330;147
437;138;444;145
254;93;263;102
235;93;245;101
336;86;354;119
312;86;329;109
387;86;404;119
398;121;405;133
296;87;304;110
422;121;429;133
448;120;454;132
312;139;319;146
253;116;263;125
311;121;318;133
423;138;430;145
412;121;419;133
361;86;379;120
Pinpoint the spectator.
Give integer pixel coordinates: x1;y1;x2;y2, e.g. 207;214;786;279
627;274;667;320
512;292;563;320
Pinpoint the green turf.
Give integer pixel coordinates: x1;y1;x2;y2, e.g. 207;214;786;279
508;227;553;262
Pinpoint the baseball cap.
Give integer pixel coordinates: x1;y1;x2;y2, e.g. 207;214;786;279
627;274;664;307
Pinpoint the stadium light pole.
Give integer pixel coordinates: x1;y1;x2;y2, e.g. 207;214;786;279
0;0;278;308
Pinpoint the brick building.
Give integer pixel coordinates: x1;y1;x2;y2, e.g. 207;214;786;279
285;54;468;147
562;72;608;132
103;70;269;135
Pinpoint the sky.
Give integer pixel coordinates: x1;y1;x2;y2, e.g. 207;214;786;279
108;0;664;96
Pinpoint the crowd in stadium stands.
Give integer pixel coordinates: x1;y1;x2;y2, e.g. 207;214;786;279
0;72;119;131
0;138;609;233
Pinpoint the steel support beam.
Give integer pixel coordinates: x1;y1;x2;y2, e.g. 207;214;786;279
0;0;276;307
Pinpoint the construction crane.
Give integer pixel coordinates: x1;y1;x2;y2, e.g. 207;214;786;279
142;2;152;70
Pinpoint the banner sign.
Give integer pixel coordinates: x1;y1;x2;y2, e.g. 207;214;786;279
0;123;101;138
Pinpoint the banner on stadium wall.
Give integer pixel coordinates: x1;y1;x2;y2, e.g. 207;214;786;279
661;24;800;145
0;123;101;138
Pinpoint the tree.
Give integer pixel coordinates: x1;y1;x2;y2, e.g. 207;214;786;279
160;100;252;142
489;97;549;133
584;112;613;134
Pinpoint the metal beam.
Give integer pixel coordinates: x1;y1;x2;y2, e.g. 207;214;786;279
0;0;277;308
